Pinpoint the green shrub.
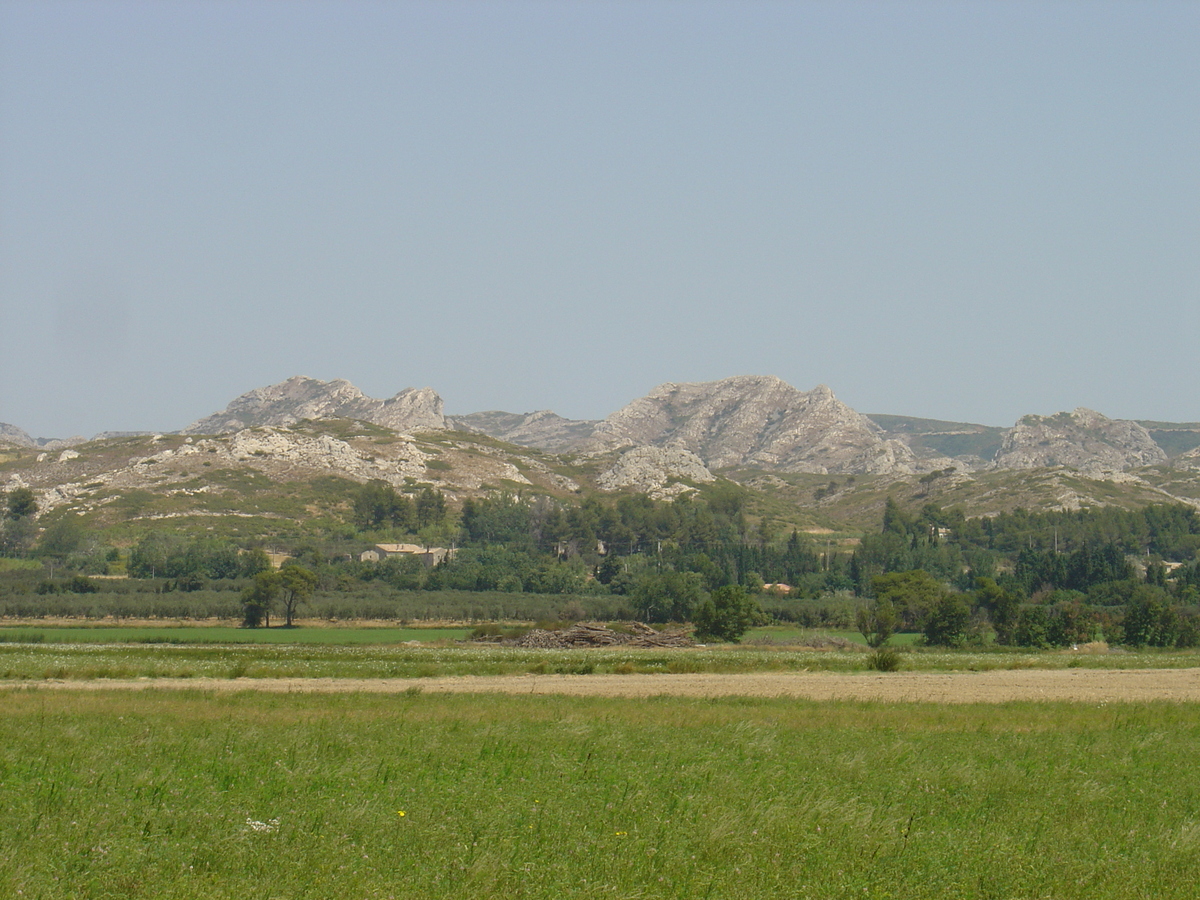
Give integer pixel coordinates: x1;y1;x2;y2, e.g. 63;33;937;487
866;647;902;672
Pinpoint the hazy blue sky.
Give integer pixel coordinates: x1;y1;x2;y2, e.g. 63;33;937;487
2;1;1197;439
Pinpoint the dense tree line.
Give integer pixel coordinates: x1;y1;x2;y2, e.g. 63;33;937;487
863;498;1200;568
127;534;272;586
6;478;1200;646
353;482;447;532
848;499;1200;648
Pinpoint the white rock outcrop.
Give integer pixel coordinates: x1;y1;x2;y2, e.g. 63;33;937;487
184;376;446;435
993;408;1168;472
588;376;921;475
597;446;715;499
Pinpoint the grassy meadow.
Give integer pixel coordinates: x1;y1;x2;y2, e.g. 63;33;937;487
4;689;1200;899
4;637;1200;682
2;614;1200;682
5;628;1200;898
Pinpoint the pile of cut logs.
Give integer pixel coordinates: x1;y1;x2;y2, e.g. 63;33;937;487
508;621;694;649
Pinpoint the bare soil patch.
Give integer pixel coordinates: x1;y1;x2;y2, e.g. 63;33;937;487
15;667;1200;702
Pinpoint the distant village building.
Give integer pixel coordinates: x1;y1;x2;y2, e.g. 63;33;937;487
553;539;608;558
359;543;455;567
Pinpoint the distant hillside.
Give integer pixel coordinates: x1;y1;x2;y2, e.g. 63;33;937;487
447;410;599;452
4;416;1199;540
0;421;591;529
1137;421;1200;458
866;414;1006;463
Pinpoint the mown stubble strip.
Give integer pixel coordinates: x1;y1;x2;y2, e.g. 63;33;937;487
10;667;1200;702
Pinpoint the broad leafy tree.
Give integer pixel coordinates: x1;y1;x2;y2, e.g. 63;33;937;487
241;571;282;627
278;563;319;627
693;584;763;643
631;570;705;623
922;594;972;647
973;577;1020;644
871;570;950;631
1122;584;1178;648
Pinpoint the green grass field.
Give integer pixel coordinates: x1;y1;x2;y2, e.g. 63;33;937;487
0;624;894;648
0;625;473;646
3;689;1200;899
0;617;1198;682
3;638;1199;682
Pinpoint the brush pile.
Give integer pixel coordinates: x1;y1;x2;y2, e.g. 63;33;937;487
509;621;694;649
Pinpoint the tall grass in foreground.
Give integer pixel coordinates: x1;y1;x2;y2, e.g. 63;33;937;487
3;690;1200;899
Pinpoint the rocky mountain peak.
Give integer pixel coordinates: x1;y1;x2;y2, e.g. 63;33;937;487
587;375;920;474
0;423;86;450
0;423;37;448
994;407;1167;472
183;376;446;435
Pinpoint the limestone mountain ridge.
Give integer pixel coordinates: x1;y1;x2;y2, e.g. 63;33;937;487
6;375;1200;527
181;376;447;435
584;375;934;475
180;374;944;476
8;374;1199;479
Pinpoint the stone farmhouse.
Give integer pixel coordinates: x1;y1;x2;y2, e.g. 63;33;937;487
359;543;455;567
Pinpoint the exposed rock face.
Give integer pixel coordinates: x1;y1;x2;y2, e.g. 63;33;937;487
184;376;446;435
0;423;37;448
220;428;431;483
993;408;1169;472
587;376;922;475
597;446;715;499
0;424;85;450
449;410;599;452
1176;446;1200;471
